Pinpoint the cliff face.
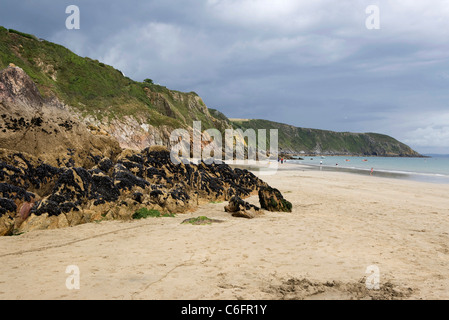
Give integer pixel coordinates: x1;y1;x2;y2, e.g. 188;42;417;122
0;27;232;154
0;27;421;158
0;65;121;167
81;88;231;151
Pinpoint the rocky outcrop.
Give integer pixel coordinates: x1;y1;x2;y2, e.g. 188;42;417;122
0;39;294;236
0;65;122;167
224;195;262;219
258;186;292;212
0;146;269;235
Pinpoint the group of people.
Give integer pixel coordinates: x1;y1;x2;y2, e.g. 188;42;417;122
277;156;374;175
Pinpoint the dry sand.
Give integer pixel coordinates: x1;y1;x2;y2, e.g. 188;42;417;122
1;163;449;300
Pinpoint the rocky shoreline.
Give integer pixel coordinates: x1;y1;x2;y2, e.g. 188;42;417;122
0;146;292;236
0;65;292;236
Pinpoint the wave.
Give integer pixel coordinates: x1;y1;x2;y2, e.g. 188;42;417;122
288;160;449;182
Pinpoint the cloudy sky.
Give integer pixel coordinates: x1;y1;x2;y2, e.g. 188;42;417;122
1;0;449;153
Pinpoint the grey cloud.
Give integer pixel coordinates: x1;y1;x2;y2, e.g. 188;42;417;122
1;0;449;153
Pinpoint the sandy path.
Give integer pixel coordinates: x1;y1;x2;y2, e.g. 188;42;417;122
1;165;449;300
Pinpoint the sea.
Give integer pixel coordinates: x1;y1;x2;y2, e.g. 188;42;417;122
286;154;449;184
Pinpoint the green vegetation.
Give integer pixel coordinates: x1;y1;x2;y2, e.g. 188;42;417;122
7;29;38;40
232;119;421;157
209;108;230;122
132;208;175;219
0;27;219;131
181;216;223;225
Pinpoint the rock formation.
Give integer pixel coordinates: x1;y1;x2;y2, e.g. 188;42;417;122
258;186;293;212
0;63;292;236
0;146;271;235
224;195;262;219
0;66;121;168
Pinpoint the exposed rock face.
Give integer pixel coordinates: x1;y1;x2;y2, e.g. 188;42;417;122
224;195;262;219
84;115;172;151
0;65;291;236
0;66;121;167
81;88;233;153
258;186;292;212
0;147;269;235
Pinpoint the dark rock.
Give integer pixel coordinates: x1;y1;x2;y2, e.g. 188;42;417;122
90;173;120;203
98;157;113;173
0;182;35;202
132;192;143;203
0;146;286;235
113;164;150;191
32;199;61;216
150;189;164;198
0;197;17;216
119;159;145;178
225;195;262;219
258;186;292;212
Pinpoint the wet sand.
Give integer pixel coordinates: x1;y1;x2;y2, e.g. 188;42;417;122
1;163;449;300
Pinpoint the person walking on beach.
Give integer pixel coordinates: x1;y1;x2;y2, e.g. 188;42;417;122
370;168;374;176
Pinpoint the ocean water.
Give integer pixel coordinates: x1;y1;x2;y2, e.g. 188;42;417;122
287;155;449;184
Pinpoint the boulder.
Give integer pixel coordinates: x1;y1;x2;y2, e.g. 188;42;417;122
225;195;262;219
17;213;52;233
258;186;292;212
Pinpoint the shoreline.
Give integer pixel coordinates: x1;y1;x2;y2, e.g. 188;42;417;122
230;160;449;185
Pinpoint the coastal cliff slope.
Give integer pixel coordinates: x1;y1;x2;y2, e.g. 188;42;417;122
0;27;421;157
232;119;421;157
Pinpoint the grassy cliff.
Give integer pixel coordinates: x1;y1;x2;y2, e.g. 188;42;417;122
0;26;222;131
0;26;421;157
232;119;422;157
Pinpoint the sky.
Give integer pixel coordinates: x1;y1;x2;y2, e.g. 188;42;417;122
1;0;449;154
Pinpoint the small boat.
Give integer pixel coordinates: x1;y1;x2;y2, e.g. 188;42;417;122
362;159;368;162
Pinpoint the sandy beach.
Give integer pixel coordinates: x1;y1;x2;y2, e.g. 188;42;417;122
1;163;449;300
